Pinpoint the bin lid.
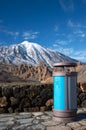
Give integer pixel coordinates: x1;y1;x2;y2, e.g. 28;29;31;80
53;62;77;67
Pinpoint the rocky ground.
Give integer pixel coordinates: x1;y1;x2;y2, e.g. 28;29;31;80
0;108;86;130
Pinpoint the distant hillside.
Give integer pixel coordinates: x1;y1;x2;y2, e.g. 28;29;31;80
0;62;86;83
0;62;52;83
0;63;24;83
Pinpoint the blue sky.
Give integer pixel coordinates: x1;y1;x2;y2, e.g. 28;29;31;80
0;0;86;61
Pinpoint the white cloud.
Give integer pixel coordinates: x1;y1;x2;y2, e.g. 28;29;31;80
59;0;74;12
68;20;86;28
58;47;74;55
22;31;39;40
78;33;86;38
53;38;73;48
71;51;86;61
0;27;19;37
52;42;73;55
73;30;86;38
8;31;19;37
53;44;58;47
63;49;86;61
73;30;83;34
81;34;86;37
52;43;86;61
55;40;68;45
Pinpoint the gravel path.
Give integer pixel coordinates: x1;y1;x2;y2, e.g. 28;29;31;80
0;108;86;130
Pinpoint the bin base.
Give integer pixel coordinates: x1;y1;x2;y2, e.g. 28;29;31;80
53;116;76;123
53;109;77;122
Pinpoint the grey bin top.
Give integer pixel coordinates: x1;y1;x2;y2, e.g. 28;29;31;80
53;62;77;67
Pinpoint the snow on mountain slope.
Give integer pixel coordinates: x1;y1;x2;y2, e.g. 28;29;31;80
0;41;77;67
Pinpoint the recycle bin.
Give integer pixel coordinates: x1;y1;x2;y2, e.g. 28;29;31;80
53;62;77;122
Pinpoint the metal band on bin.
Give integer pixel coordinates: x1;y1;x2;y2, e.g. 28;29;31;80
53;72;77;76
53;62;77;67
53;109;77;118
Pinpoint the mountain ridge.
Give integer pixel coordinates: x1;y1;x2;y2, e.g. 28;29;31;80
0;41;77;67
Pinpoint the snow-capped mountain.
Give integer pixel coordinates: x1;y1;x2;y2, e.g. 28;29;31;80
0;41;77;67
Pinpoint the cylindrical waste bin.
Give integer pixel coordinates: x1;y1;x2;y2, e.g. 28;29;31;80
53;62;77;122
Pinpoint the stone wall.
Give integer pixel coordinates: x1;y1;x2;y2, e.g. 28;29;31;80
0;83;85;113
77;83;86;108
0;83;53;113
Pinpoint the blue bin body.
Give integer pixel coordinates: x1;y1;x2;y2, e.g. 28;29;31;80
54;76;66;110
53;74;77;111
